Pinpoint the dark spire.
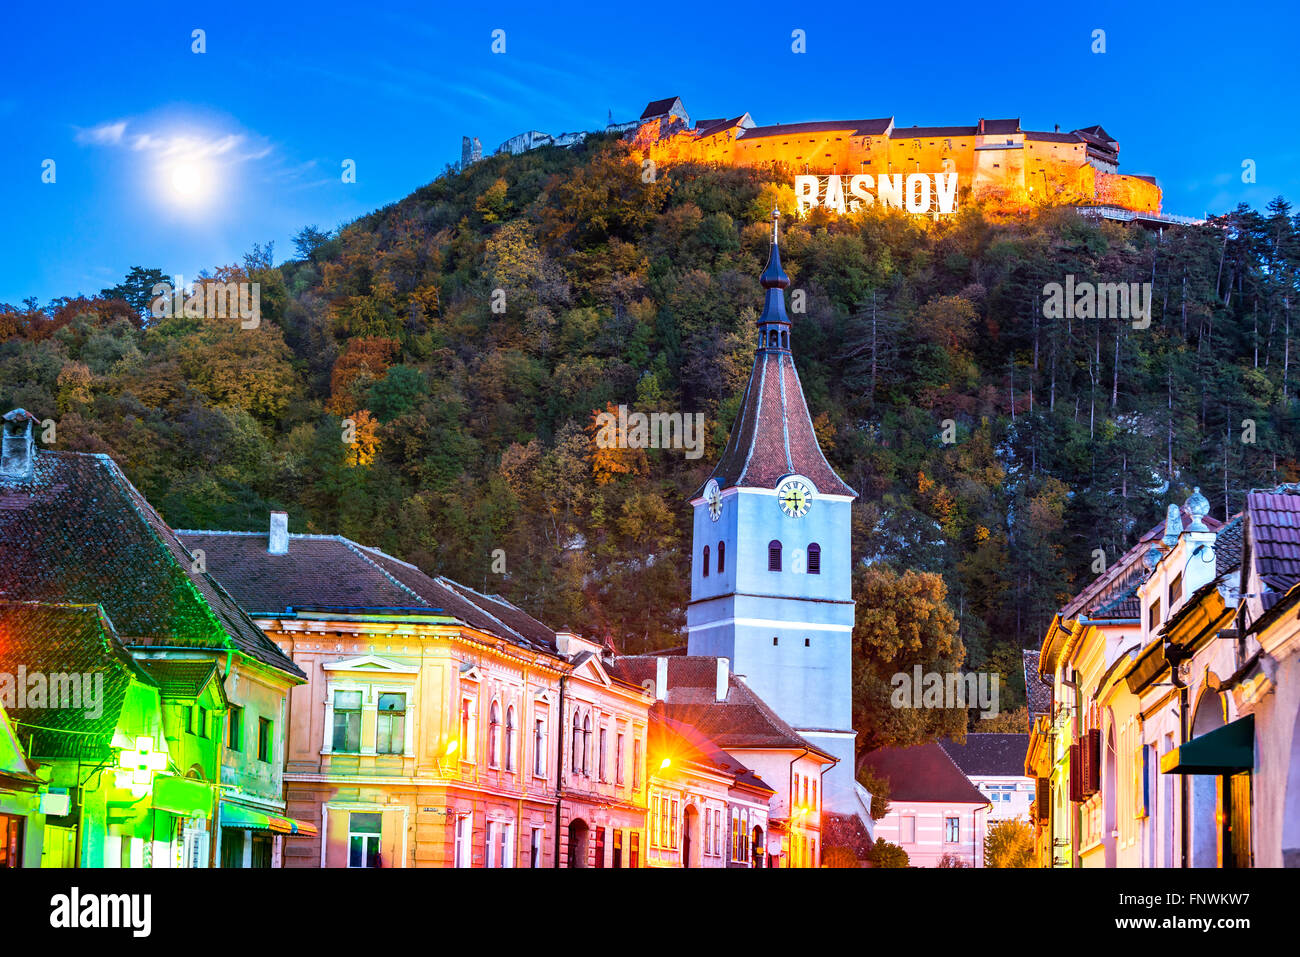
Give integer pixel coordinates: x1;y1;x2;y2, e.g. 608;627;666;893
760;205;790;290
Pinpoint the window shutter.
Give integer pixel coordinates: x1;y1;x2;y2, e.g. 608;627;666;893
1069;743;1083;802
1036;777;1050;822
1084;728;1101;796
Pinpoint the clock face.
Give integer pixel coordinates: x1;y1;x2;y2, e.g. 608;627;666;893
705;480;722;522
776;478;814;518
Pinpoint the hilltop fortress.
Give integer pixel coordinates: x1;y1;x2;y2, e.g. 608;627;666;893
474;96;1192;224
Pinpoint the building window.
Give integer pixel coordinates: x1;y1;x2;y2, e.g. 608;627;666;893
487;821;513;868
717;541;725;573
633;738;643;790
613;828;623;868
582;715;592;776
773;636;779;646
571;710;582;772
227;704;243;751
488;700;501;768
1148;599;1161;630
184;706;194;735
630;831;641;868
505;706;516;771
669;798;679;850
348;812;383;868
812;780;817;810
455;814;472;868
376;692;405;755
530;827;544;868
1169;573;1183;608
460;697;476;763
257;717;272;763
599;726;608;781
332;691;362;752
534;716;547;777
807;542;821;574
702;545;710;578
593;827;606;868
731;812;740;860
197;707;210;739
768;540;782;571
616;731;625;784
945;817;960;843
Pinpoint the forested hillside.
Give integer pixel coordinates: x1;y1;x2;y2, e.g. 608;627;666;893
3;133;1297;736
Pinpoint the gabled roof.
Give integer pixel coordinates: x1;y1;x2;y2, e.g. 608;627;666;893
135;659;222;702
175;530;559;654
0;601;157;761
703;349;856;497
979;118;1021;135
739;118;893;139
0;449;303;679
939;733;1030;777
858;742;989;805
649;708;773;795
616;655;834;761
1025;130;1083;144
890;125;977;139
694;115;751;138
641;97;683;119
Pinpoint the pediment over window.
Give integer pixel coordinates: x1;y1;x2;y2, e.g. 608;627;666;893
570;652;611;688
323;654;419;675
459;662;484;682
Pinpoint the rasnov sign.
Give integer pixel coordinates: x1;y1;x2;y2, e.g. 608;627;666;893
795;172;959;215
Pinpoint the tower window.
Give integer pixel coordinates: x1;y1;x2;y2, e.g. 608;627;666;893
702;545;710;578
768;540;782;572
804;638;811;647
807;543;821;575
717;541;725;574
773;636;779;646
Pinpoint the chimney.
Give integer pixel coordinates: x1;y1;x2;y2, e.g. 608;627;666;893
269;511;289;554
1;409;39;481
716;657;729;702
655;656;668;702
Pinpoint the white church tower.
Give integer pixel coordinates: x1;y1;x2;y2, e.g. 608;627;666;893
687;209;869;825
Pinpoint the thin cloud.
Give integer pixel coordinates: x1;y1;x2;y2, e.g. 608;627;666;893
75;119;271;164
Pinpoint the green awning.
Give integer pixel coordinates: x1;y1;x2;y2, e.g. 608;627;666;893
219;801;319;837
152;774;213;818
1160;714;1255;775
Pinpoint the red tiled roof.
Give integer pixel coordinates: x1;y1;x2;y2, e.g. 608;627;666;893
649;708;774;795
739;118;893;139
175;531;559;653
858;742;989;805
617;655;834;760
704;349;856;497
0;449;303;679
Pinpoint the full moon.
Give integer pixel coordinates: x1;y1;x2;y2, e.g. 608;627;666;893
170;163;201;196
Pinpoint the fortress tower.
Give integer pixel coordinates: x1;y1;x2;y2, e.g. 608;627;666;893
686;210;870;828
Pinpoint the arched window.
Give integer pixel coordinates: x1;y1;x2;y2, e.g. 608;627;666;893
768;540;782;572
807;543;821;575
717;541;725;574
488;701;502;767
572;710;582;772
505;706;516;771
702;545;710;578
582;715;592;776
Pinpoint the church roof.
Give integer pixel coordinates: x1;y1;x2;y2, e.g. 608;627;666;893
701;220;856;499
703;349;856;497
858;742;989;806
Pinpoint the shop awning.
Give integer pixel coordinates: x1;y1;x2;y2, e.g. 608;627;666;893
220;801;319;837
152;774;213;818
1160;714;1255;775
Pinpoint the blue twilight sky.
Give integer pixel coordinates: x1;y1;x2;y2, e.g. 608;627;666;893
1;0;1297;306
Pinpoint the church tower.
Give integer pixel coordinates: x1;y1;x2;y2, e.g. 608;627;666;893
687;209;864;816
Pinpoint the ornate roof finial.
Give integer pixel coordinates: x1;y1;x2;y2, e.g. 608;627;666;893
760;206;790;291
1185;486;1211;532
